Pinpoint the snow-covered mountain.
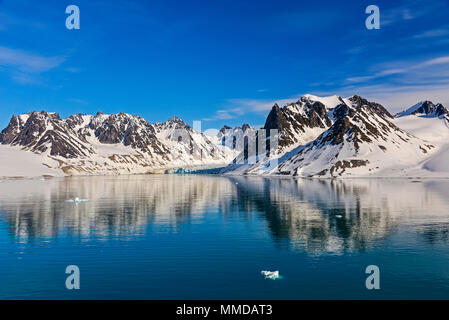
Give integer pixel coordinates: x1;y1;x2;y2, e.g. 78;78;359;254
1;94;448;178
395;101;449;119
0;111;233;177
393;101;449;175
222;95;448;178
263;94;342;153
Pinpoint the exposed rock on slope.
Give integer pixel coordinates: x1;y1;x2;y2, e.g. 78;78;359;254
0;111;232;176
396;101;449;119
222;95;440;177
263;95;337;153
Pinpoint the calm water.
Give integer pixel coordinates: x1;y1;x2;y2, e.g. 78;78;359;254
1;175;449;299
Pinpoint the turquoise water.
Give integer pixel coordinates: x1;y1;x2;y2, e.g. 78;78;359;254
1;175;449;299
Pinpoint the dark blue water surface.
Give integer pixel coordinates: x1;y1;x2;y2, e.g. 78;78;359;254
1;175;449;299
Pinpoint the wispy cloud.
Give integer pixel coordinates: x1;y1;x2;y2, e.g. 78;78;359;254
0;46;65;73
338;82;449;114
211;54;449;121
203;106;246;121
413;27;449;39
346;55;449;83
0;46;65;85
203;95;304;121
336;54;449;112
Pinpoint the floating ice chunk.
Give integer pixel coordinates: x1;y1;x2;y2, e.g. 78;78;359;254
261;270;281;280
65;197;89;203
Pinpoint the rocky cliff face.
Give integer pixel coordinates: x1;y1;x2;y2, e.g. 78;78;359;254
263;95;338;153
276;95;434;177
0;111;94;158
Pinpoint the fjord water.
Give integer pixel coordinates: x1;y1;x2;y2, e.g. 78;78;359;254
1;175;449;299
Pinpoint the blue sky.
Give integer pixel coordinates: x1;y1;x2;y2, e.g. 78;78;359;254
1;0;449;130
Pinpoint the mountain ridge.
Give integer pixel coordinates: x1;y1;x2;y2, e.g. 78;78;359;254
1;94;448;178
0;111;232;176
221;94;447;178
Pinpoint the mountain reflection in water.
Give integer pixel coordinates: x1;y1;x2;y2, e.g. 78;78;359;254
1;175;448;255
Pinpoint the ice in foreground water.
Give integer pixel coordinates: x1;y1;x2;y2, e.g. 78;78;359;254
65;197;89;203
261;270;281;280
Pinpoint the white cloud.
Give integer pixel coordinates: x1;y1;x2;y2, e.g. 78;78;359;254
413;28;449;39
344;83;449;114
346;55;449;84
0;46;65;73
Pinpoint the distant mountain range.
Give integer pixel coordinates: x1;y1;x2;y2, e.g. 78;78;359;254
0;111;235;176
1;94;448;178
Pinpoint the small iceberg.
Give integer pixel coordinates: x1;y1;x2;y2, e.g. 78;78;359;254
261;270;281;280
65;197;89;203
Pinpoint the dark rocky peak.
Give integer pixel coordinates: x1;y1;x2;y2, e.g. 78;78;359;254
348;95;393;119
65;113;88;129
241;123;251;132
7;111;63;148
0;110;94;159
395;101;449;118
88;111;110;130
19;110;62;124
154;116;191;131
219;125;233;135
166;116;191;129
434;103;449;117
263;103;288;130
415;101;436;115
0;115;21;144
94;112;155;145
411;101;447;117
167;115;182;122
263;99;335;150
105;112;139;123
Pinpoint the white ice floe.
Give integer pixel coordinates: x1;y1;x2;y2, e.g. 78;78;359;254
65;197;89;203
261;270;281;280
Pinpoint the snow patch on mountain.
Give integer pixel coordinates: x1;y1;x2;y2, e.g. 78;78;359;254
0;145;64;178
